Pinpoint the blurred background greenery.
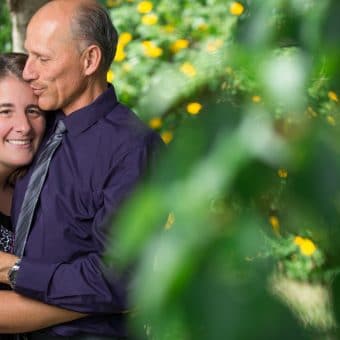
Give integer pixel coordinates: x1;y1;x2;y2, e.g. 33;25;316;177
2;0;340;339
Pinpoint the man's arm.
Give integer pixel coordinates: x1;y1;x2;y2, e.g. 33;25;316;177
8;133;162;314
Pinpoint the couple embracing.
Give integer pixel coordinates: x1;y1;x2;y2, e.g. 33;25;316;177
0;1;162;339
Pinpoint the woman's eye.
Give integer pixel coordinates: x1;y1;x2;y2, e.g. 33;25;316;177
27;108;43;117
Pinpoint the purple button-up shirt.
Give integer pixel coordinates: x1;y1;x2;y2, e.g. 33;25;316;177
11;85;162;337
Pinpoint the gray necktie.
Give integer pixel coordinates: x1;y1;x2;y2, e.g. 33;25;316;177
14;120;66;257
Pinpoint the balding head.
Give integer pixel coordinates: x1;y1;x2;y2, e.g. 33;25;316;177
29;0;118;73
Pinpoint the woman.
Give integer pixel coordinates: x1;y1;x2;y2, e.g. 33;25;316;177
0;52;45;253
0;53;85;337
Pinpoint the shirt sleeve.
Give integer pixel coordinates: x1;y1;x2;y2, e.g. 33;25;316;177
14;133;163;314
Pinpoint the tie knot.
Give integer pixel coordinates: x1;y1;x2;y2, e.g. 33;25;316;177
55;120;66;135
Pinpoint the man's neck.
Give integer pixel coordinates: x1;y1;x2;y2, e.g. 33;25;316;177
63;77;108;116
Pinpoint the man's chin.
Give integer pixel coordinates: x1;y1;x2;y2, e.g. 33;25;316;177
38;99;57;111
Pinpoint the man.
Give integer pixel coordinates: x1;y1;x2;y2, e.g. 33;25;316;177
0;0;162;338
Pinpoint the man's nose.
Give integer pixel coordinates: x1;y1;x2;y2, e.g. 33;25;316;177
23;57;38;81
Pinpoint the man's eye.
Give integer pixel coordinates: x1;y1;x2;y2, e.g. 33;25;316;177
0;110;11;115
38;56;49;62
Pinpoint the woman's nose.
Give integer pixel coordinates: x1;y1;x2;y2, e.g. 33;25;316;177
14;113;32;134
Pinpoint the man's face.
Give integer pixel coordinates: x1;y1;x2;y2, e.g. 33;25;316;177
23;16;87;115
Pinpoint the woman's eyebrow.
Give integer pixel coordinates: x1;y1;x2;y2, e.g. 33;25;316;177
0;103;14;108
26;104;40;109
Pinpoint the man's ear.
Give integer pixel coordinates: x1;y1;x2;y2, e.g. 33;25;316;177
82;45;102;75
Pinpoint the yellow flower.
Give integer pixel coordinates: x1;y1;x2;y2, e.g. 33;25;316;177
137;1;153;13
114;44;126;62
278;168;288;179
142;41;163;58
141;13;158;25
269;216;280;234
299;238;317;256
161;131;173;144
106;70;115;83
170;39;189;54
327;115;336;126
164;212;175;230
294;236;304;246
328;91;338;102
252;95;261;103
206;39;224;53
229;2;245;16
294;236;317;256
119;32;132;45
180;62;197;77
149;117;162;129
186;102;202;115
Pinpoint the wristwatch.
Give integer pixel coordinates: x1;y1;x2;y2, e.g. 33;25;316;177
8;258;21;289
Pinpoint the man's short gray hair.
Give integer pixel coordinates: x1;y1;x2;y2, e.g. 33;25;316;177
71;1;118;73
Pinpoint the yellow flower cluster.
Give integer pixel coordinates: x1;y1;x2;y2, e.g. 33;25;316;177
269;215;280;234
142;41;163;58
186;102;202;115
161;131;173;144
180;62;197;77
328;91;338;102
294;236;317;256
277;168;288;178
115;32;133;62
229;2;245;16
119;32;133;45
171;39;189;54
142;13;158;25
137;1;153;13
149;117;162;129
106;70;115;83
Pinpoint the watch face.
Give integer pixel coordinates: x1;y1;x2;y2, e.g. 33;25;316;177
8;262;20;289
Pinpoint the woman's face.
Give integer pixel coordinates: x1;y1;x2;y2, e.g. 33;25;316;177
0;75;45;174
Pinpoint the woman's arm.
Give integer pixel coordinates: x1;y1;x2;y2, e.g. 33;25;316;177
0;290;87;333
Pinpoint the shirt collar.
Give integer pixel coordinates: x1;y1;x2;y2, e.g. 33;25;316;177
54;84;118;136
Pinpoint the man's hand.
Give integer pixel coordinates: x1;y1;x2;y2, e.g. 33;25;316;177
0;251;19;285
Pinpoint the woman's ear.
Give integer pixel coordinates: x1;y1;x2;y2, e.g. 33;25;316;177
82;45;102;75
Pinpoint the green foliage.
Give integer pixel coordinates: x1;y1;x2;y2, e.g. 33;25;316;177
0;2;12;52
103;0;340;338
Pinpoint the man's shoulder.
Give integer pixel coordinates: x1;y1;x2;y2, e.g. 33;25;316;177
101;102;161;147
